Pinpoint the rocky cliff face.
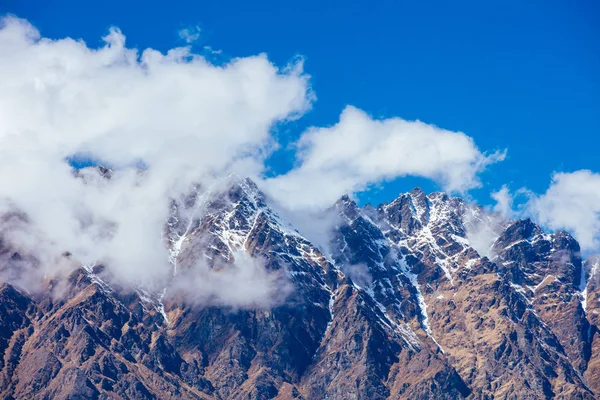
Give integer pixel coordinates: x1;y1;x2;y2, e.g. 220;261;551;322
0;177;598;399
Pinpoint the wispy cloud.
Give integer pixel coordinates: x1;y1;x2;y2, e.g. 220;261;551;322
491;185;515;218
178;25;201;43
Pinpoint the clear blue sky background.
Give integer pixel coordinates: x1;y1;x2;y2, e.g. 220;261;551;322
2;0;599;207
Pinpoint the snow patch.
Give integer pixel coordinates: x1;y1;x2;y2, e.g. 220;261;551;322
398;256;444;353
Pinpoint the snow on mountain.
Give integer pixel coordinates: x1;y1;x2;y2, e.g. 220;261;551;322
0;175;599;399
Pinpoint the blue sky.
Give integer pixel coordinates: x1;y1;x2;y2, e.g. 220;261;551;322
2;0;599;208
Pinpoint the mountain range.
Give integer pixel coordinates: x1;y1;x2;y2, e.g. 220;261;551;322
0;172;598;399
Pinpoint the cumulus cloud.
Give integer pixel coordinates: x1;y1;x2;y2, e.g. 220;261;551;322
527;170;600;253
263;106;505;210
0;16;311;292
0;16;505;305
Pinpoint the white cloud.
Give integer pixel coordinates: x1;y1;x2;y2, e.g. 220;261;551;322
178;25;201;43
0;16;311;292
343;263;373;289
461;185;515;259
491;185;514;218
263;106;505;210
463;205;508;259
527;170;600;253
0;16;507;305
169;251;293;309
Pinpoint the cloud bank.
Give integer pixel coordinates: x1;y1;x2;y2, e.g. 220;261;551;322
0;15;310;295
0;16;516;304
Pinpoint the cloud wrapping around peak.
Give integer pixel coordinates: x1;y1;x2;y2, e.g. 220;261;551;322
491;185;515;218
0;16;311;290
170;251;293;309
527;170;600;253
0;16;507;305
264;106;505;210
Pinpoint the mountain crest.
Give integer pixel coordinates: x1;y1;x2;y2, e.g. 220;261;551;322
0;179;599;399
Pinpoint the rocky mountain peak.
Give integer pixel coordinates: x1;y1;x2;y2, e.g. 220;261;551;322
0;179;599;399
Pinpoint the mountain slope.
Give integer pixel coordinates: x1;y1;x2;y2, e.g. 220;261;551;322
0;176;597;399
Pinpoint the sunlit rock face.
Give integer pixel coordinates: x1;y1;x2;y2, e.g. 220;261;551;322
0;176;597;399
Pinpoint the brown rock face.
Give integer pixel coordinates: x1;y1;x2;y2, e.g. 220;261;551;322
0;178;598;399
584;258;600;394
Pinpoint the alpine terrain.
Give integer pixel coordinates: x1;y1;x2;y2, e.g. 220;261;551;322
0;170;598;399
